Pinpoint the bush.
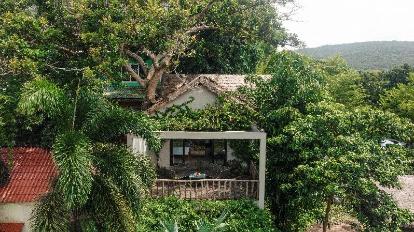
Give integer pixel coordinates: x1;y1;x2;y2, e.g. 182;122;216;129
138;197;279;232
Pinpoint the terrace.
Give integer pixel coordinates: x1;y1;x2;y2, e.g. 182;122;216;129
127;131;266;208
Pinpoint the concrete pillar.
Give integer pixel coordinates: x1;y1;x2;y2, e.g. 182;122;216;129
258;137;266;209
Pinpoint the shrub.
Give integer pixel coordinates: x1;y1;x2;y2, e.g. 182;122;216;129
138;197;278;232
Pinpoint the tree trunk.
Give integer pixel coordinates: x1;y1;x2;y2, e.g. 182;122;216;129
145;69;165;105
323;196;333;232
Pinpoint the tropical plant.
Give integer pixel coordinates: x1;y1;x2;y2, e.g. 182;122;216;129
140;198;278;232
161;212;228;232
18;77;160;231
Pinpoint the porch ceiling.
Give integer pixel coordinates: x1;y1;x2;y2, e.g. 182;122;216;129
157;131;266;140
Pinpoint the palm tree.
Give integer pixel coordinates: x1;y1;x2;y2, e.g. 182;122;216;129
18;77;161;231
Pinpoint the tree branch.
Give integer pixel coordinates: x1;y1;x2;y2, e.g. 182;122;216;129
123;64;148;87
46;64;86;72
57;45;84;55
143;48;159;68
124;49;148;76
185;24;212;35
191;0;219;20
0;71;12;76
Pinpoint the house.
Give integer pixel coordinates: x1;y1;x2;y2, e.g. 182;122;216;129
120;74;268;208
114;74;260;168
0;148;56;232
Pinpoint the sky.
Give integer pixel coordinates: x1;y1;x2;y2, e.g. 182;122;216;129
282;0;414;48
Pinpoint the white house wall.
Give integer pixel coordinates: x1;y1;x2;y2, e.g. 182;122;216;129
158;140;170;167
0;203;35;232
161;86;217;112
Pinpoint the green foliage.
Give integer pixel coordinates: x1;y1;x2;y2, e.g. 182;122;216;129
359;64;413;106
360;71;386;105
139;197;278;232
349;183;413;232
381;73;414;121
31;191;71;232
279;102;414;229
84;105;161;151
53;131;93;208
0;159;9;187
86;176;137;232
16;77;159;231
18;77;68;120
156;96;255;132
0;0;298;107
237;51;414;231
298;41;414;70
247;51;327;133
161;211;228;232
320;57;367;107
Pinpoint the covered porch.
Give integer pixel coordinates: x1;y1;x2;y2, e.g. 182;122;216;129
127;131;266;209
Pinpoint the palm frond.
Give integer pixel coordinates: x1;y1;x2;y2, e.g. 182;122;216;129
53;131;93;208
92;144;153;215
18;78;71;125
30;190;70;232
82;105;161;151
86;175;136;232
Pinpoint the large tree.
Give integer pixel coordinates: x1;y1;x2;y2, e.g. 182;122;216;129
241;52;414;231
0;0;298;109
381;73;414;122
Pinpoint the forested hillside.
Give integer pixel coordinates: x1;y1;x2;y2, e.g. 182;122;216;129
298;41;414;70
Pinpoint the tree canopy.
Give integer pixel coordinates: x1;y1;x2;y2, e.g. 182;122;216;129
0;0;298;109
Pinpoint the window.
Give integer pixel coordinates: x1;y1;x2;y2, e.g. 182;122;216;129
170;140;227;166
171;140;189;165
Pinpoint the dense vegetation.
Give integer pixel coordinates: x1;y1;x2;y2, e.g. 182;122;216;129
138;198;278;232
298;41;414;70
18;77;160;231
2;1;414;232
157;54;414;231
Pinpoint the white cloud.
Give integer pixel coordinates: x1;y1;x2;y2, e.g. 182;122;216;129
282;0;414;48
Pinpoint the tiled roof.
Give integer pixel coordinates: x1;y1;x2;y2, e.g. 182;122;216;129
0;223;24;232
0;147;56;203
148;74;267;114
160;74;252;96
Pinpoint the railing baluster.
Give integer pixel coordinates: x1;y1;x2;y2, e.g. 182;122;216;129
152;179;259;200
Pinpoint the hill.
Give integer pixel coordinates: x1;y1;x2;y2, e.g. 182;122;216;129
298;41;414;70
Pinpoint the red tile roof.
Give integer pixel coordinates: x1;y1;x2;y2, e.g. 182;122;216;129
0;147;56;203
0;223;24;232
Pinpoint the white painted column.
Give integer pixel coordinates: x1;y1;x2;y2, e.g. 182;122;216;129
258;137;266;209
126;133;134;148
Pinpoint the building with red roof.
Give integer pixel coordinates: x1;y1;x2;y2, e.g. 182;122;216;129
0;148;56;232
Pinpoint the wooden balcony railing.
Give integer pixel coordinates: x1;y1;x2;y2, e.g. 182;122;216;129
150;179;259;200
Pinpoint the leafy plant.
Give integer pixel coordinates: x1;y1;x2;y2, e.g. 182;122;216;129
139;198;278;232
161;211;228;232
18;77;160;231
